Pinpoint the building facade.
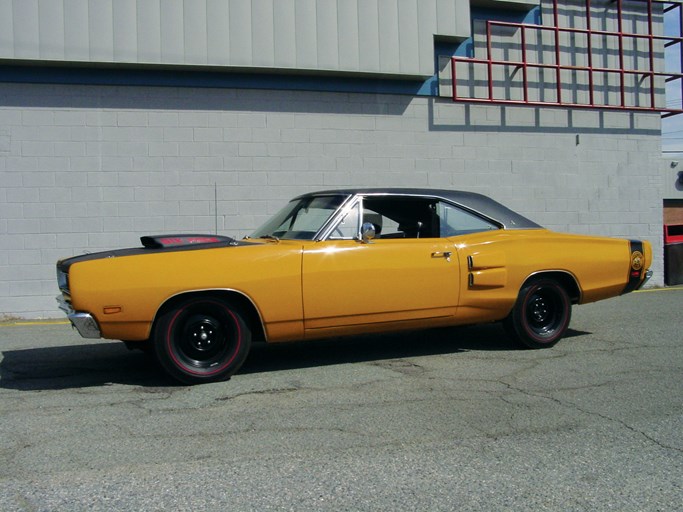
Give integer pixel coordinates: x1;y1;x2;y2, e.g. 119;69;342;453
0;0;677;318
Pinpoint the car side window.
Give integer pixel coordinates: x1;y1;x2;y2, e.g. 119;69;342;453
327;196;499;240
362;197;439;238
329;201;361;239
437;202;498;237
362;208;400;238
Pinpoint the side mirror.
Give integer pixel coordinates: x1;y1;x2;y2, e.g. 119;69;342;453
360;222;376;243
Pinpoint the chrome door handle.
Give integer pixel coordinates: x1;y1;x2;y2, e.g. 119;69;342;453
431;251;452;261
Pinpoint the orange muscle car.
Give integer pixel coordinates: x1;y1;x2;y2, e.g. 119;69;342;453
56;189;653;384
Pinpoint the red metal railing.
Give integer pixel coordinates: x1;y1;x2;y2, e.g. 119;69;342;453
451;0;683;117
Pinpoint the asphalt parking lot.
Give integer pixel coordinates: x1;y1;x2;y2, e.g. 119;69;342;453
0;288;682;512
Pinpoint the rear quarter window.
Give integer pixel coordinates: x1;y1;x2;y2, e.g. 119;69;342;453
437;202;499;237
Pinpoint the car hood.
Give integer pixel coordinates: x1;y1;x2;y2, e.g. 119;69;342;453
57;234;256;272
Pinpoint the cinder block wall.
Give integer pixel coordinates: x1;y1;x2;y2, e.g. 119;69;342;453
0;82;663;318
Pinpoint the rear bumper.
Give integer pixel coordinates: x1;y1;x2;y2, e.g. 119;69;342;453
636;269;654;290
56;295;102;339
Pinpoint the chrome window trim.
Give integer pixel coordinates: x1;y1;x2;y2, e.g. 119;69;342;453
317;196;363;241
305;193;354;241
293;189;541;230
316;192;504;241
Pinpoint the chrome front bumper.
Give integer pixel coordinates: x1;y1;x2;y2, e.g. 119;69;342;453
56;295;102;339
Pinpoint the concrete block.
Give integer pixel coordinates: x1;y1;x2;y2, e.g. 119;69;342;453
117;112;148;127
238;143;267;157
133;187;164;202
116;142;148;157
86;171;118;187
323;171;352;185
9;249;41;265
193;157;223;172
103;217;134;232
164;216;195;231
294;171;324;186
87;232;115;248
179;112;209;127
86;141;119;156
163;127;194;142
56;233;89;249
118;172;150;187
71;187;104;202
24;234;57;250
21;141;54;157
179;142;209;156
69;127;103;142
0;110;22;125
238;172;267;186
208;112;239;128
147;171;179;186
0;234;25;250
179;172;210;186
85;111;117;126
251;128;281;143
0;171;23;187
179;200;210;216
149;112;179;127
101;187;134;202
146;201;179;216
133;216;166;232
63;216;102;234
251;157;280;171
149;142;179;156
209;142;238;157
22;110;54;126
23;202;56;219
237;113;267;128
162;157;194;171
19;174;54;191
54;111;86;126
280;129;310;143
132;157;163;172
101;157;133;172
295;143;324;157
194;127;223;141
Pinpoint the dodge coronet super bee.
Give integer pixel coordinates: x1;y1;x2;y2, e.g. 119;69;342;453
56;189;653;384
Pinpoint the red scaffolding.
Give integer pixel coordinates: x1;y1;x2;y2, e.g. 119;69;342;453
451;0;683;117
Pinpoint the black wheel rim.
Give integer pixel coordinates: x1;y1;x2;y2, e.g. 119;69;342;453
524;287;564;340
170;302;238;371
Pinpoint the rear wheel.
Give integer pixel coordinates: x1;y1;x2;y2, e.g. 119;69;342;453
504;278;571;349
154;297;251;384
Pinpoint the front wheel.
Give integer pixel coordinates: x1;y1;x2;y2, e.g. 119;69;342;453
154;297;251;384
504;279;571;349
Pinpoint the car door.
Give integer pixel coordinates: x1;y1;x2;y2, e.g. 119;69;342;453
301;195;460;331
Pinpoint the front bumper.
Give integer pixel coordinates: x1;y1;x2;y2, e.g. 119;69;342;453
56;295;102;339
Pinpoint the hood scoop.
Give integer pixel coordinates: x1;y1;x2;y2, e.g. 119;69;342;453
141;234;237;249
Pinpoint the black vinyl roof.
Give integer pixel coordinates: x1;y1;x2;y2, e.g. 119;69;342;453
295;188;542;230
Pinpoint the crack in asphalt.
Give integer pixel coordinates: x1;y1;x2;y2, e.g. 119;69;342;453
499;380;683;454
215;386;303;401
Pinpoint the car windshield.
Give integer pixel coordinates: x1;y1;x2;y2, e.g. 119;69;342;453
250;195;347;240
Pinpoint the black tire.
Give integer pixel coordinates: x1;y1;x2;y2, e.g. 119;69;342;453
504;278;571;349
154;297;251;384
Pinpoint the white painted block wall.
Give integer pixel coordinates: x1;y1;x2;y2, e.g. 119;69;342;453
0;82;663;317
